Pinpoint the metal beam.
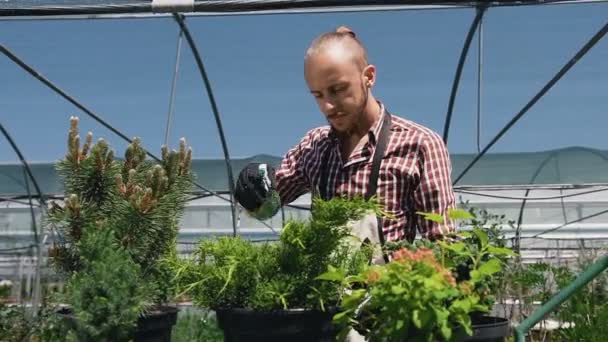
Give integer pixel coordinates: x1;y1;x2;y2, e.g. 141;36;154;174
1;0;606;19
452;21;608;185
173;14;239;237
443;5;486;144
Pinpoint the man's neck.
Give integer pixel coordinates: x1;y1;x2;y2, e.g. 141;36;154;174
337;98;382;161
343;98;382;140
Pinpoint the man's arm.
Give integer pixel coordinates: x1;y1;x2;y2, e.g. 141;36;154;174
275;129;320;205
413;131;456;240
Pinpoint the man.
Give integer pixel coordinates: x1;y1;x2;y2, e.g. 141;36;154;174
235;25;455;245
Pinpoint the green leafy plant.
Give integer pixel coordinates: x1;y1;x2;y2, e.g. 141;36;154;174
0;304;30;342
170;309;224;342
169;195;381;312
319;208;517;341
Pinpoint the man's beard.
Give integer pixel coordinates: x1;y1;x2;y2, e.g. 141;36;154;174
339;82;369;137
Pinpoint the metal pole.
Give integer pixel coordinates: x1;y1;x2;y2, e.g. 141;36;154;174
2;0;607;18
443;5;486;144
173;14;239;237
164;28;184;147
476;12;483;153
23;169;43;318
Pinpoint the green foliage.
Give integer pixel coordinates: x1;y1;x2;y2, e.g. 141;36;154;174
47;116;193;304
29;117;194;340
0;304;31;342
168;195;379;312
512;257;608;342
170;310;223;342
319;208;518;341
58;227;150;341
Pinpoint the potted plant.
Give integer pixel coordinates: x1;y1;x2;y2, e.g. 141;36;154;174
168;196;383;341
319;208;516;341
46;116;193;341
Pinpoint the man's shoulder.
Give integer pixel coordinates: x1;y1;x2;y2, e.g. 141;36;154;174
300;125;332;143
390;113;445;145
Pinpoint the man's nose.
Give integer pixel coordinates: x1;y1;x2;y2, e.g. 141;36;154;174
321;100;337;114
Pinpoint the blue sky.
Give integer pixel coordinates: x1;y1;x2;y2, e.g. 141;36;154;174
1;3;607;164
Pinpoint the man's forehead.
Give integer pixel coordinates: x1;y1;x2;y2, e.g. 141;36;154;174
306;51;359;75
306;63;354;90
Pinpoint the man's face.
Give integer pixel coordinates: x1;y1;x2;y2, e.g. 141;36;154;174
304;50;372;134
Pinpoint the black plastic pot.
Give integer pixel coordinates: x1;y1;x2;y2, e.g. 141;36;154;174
459;315;511;342
395;315;511;341
133;306;179;342
215;307;338;342
57;305;179;342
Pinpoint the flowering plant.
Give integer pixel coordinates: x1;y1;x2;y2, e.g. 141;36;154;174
318;208;516;341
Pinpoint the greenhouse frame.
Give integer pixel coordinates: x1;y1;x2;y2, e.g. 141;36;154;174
1;1;607;341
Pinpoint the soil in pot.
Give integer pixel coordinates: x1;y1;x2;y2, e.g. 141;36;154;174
215;307;338;342
57;305;179;342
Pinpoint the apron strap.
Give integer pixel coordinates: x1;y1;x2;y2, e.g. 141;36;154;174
366;111;391;201
368;112;392;263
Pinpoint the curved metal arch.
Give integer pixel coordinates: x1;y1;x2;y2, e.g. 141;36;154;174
0;120;45;316
515;147;608;246
0;122;46;240
443;5;486;144
172;14;238;236
513;148;562;251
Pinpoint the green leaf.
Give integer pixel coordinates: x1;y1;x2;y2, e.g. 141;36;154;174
472;228;489;247
450;298;472;313
396;319;405;331
412;310;422;329
487;245;517;257
332;309;351;323
477;259;502;276
416;211;444;224
440;323;452;341
447;208;475;221
391;285;406;295
443;242;466;253
470;270;481;283
315;266;346;282
459;231;473;239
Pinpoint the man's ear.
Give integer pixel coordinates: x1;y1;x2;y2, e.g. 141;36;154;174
362;64;376;87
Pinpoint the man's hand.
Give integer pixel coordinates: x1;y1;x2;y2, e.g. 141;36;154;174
234;163;281;220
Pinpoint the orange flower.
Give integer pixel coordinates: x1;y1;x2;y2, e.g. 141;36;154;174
391;248;456;286
392;248;415;262
367;270;381;282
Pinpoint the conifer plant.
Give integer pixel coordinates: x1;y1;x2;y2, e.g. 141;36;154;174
46;116;193;340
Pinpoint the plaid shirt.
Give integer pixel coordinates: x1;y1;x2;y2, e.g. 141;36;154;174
275;103;456;242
